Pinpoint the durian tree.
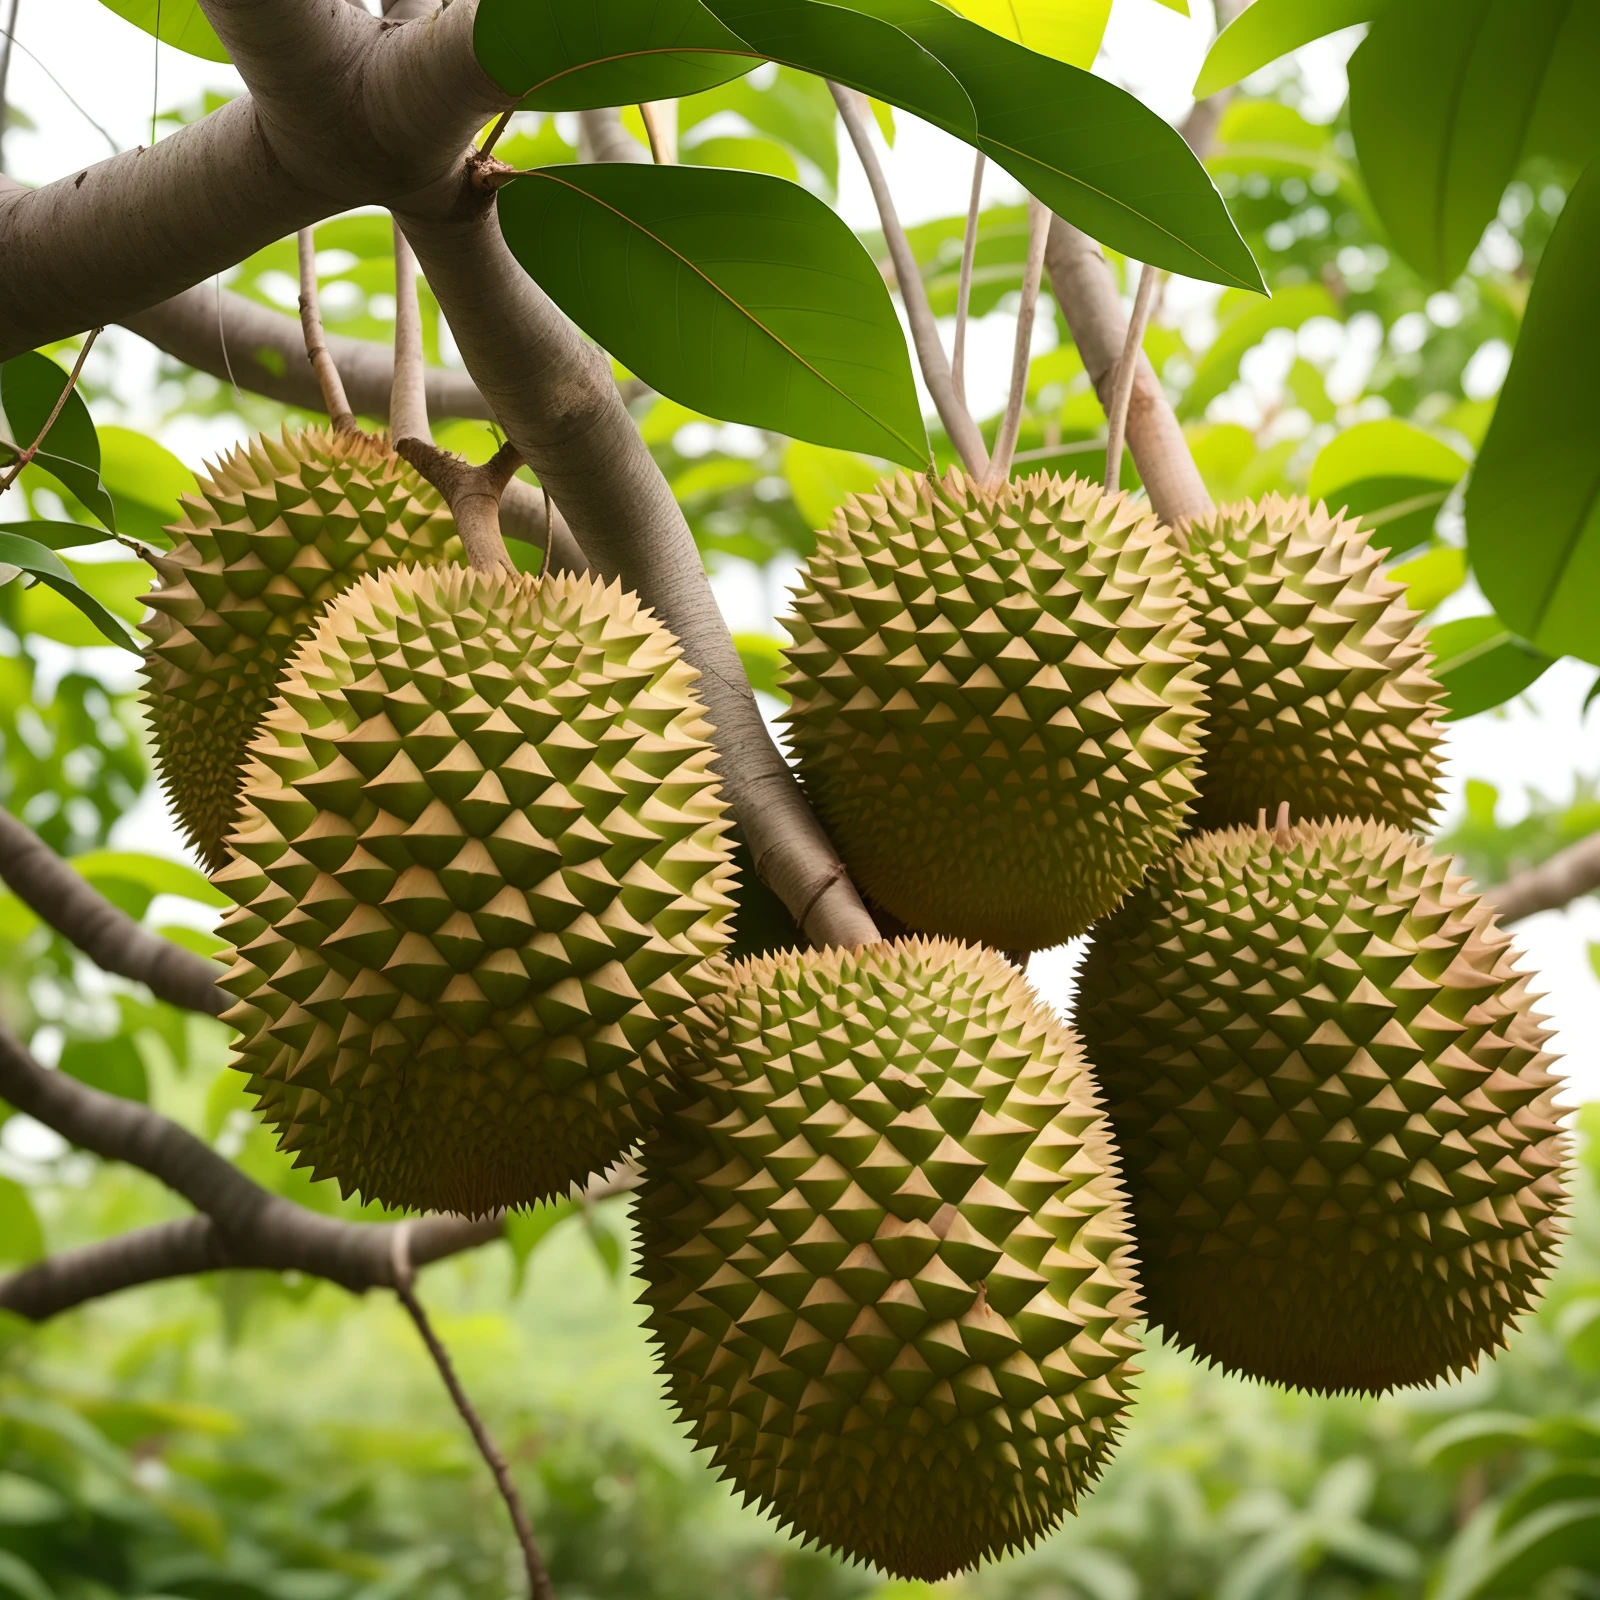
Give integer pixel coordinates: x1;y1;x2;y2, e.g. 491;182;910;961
0;0;1598;1590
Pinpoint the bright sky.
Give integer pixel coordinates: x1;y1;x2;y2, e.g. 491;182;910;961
5;0;1597;1101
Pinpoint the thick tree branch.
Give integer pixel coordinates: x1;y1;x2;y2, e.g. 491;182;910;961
0;3;508;359
1483;835;1600;925
397;195;880;951
0;808;227;1015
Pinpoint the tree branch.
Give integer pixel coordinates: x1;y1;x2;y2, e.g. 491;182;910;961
298;226;358;431
1102;261;1161;494
389;215;430;444
396;435;518;571
1483;834;1600;925
985;195;1049;487
0;807;227;1015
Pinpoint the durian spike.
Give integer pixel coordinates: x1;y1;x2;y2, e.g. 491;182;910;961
1273;800;1291;848
395;436;520;572
389;218;431;448
297;226;359;434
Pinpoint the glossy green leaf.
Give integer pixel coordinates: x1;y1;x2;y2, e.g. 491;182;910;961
783;440;883;529
0;1180;43;1267
59;1036;149;1105
0;520;117;552
0;352;116;532
686;134;800;181
681;67;840;188
1181;282;1338;418
844;0;1262;290
0;533;141;652
1416;1411;1539;1472
94;0;229;61
1429;615;1554;721
1195;0;1382;97
73;849;229;910
498;164;929;465
945;0;1112;68
476;0;1261;290
1467;161;1600;668
1310;419;1468;557
504;1200;580;1295
1349;0;1600;285
1388;544;1467;613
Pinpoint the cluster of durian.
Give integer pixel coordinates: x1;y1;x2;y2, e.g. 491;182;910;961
137;419;1566;1585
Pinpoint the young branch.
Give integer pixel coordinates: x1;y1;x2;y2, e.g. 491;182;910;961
395;437;519;571
389;216;430;446
298;227;359;433
393;1228;557;1600
578;107;649;165
1482;834;1600;925
0;327;101;495
829;81;988;477
985;196;1049;487
0;807;226;1015
1043;217;1213;524
951;152;985;414
638;101;676;165
1102;261;1161;495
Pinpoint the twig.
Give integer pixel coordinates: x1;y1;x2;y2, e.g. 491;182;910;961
0;327;102;496
0;0;21;174
829;81;986;476
638;100;675;164
985;195;1049;487
479;108;514;159
297;226;358;432
389;217;429;446
395;436;520;571
392;1226;556;1600
951;151;985;413
1102;260;1160;495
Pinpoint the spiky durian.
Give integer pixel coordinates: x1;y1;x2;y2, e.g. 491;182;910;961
638;938;1142;1580
142;427;458;869
1178;495;1444;832
781;471;1206;950
213;562;734;1216
1075;816;1566;1394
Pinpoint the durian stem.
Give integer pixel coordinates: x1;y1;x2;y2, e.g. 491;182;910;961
1102;260;1161;496
389;216;430;447
829;81;990;478
395;435;519;571
297;225;359;433
951;152;986;414
985;195;1049;487
391;1228;557;1600
639;100;676;164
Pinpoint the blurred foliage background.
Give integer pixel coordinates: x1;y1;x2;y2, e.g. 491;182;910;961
3;17;1600;1600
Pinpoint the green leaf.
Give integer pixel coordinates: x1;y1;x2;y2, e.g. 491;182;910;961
1387;544;1466;613
0;351;116;531
504;1201;579;1296
73;849;229;910
734;633;786;700
1429;615;1555;721
1416;1411;1537;1472
783;440;883;529
1181;282;1339;418
944;0;1112;68
95;426;195;547
685;134;800;181
95;0;229;60
59;1035;149;1105
1438;1500;1600;1600
1467;160;1600;668
0;532;141;652
0;1180;42;1266
498;164;929;465
0;520;118;551
1310;419;1468;557
475;0;1262;291
1349;0;1600;285
1195;0;1383;97
0;1548;53;1600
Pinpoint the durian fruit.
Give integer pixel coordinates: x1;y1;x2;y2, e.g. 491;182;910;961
1178;495;1444;832
213;562;735;1216
1075;816;1566;1395
142;427;458;870
638;937;1142;1579
782;470;1206;950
